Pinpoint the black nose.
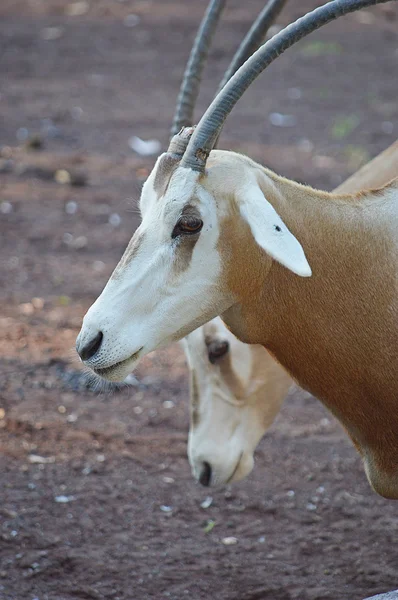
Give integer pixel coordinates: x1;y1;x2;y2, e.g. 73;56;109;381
78;331;103;361
199;462;212;487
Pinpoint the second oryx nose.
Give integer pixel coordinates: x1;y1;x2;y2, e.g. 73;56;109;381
77;331;103;361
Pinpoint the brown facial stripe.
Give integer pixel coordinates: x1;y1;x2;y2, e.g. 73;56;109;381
111;230;143;279
172;204;202;275
153;154;180;199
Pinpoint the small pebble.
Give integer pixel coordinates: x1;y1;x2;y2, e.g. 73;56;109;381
16;127;29;142
306;502;317;511
65;201;78;215
19;303;34;316
72;236;87;249
160;505;173;513
133;406;143;415
269;112;297;127
29;455;55;464
109;213;121;227
381;121;394;134
124;14;141;27
31;297;44;309
70;106;83;120
96;454;106;462
40;26;64;40
66;1;90;16
0;409;5;420
222;536;238;545
93;261;105;272
0;202;12;214
200;496;213;509
258;536;266;543
55;495;76;503
66;414;78;423
286;490;295;498
162;400;175;409
162;477;175;484
287;87;302;100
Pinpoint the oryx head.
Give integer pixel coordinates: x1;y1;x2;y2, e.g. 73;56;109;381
183;317;291;487
76;0;381;381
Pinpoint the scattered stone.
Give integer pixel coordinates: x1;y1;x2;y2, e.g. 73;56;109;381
31;297;44;310
306;502;317;511
16;127;29;142
162;477;175;484
0;202;12;214
0;409;5;420
71;236;88;249
124;14;141;27
287;87;302;100
133;406;143;415
162;400;175;409
66;1;90;16
55;495;76;503
65;201;78;215
108;213;121;227
40;26;64;40
286;490;295;498
200;496;213;509
28;455;55;464
269;113;297;127
222;536;238;545
58;405;67;414
258;536;266;543
19;303;34;316
381;121;394;135
0;159;14;173
160;505;173;513
129;136;161;156
70;106;83;120
66;414;78;423
96;454;106;462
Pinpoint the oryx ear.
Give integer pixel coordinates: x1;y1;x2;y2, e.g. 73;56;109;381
240;184;312;277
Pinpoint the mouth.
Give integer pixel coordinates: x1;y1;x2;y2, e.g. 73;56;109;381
93;347;143;381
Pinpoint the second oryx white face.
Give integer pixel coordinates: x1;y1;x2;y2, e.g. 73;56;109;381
76;154;233;381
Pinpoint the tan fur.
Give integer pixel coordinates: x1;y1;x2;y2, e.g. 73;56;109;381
200;150;398;498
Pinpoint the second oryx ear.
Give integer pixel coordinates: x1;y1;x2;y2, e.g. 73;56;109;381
239;184;312;277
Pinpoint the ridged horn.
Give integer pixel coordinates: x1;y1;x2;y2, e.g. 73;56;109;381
181;0;392;172
170;0;226;139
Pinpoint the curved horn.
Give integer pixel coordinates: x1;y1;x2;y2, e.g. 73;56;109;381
181;0;393;172
217;0;288;95
170;0;226;140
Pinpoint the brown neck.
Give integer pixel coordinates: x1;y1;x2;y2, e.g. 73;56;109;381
222;172;398;483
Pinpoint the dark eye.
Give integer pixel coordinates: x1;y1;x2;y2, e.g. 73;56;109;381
172;215;203;238
206;339;230;364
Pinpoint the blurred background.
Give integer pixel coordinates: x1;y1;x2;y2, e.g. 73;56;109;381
0;1;397;599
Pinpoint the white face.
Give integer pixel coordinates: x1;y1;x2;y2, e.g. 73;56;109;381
76;155;233;381
183;317;291;487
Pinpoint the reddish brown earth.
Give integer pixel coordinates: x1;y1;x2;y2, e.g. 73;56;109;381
1;1;398;599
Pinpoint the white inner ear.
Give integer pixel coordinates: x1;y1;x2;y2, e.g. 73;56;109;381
240;184;312;277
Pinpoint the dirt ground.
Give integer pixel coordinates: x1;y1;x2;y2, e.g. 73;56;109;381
1;1;398;599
